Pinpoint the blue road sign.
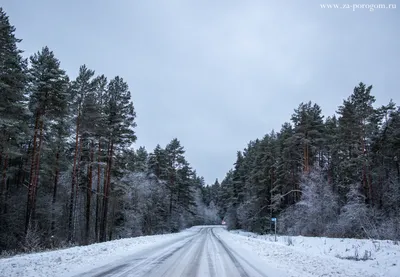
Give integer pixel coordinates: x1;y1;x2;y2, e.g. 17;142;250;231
271;218;276;222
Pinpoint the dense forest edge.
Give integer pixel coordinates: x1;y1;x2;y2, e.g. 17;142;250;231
0;7;220;254
208;84;400;240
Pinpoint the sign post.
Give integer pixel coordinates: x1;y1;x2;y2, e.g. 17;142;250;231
271;218;277;241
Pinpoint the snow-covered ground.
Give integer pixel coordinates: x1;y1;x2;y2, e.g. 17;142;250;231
228;229;400;277
0;227;199;277
1;226;399;277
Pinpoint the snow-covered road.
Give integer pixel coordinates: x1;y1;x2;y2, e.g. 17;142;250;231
76;226;275;277
1;225;398;277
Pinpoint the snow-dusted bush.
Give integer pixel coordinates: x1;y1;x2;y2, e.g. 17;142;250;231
21;222;43;253
280;170;339;236
193;189;220;226
204;201;221;224
334;184;379;239
114;172;168;238
376;217;400;240
285;236;294;246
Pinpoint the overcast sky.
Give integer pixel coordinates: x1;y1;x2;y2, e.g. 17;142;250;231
3;1;399;184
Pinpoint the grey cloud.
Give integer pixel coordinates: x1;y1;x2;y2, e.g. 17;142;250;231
3;0;399;183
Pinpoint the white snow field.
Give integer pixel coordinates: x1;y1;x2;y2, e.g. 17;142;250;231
0;226;398;277
229;230;400;277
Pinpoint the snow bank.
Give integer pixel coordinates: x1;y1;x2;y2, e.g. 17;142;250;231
224;229;400;277
0;227;200;277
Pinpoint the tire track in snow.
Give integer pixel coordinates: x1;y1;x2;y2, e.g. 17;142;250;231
89;229;203;277
95;238;194;277
211;228;249;277
145;227;208;277
179;227;208;276
206;228;217;277
212;228;270;277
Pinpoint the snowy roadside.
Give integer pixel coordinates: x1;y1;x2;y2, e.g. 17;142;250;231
0;227;201;277
217;228;400;277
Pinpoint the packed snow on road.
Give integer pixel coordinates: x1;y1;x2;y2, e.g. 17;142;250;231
1;226;399;277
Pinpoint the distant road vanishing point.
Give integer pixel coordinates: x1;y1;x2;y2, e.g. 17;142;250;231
76;226;270;277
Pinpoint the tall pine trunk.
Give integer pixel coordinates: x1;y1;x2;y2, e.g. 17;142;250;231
19;141;31;190
95;140;101;242
108;195;115;241
1;154;8;214
25;112;40;233
31;119;44;219
304;142;308;173
169;190;173;229
51;151;60;237
76;138;83;200
73;138;83;243
270;167;274;231
292;163;296;203
69;109;80;242
99;164;108;241
100;140;113;242
85;140;94;245
0;152;2;207
99;141;109;242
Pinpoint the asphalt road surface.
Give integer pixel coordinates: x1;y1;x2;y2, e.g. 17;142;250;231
76;226;270;277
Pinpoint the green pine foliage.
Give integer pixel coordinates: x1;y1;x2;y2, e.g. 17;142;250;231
213;82;400;239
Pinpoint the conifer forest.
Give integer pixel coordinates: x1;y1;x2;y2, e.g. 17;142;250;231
1;6;399;255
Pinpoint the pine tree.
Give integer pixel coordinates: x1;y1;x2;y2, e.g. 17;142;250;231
217;170;232;218
337;83;376;204
229;151;246;229
272;122;298;209
291;101;324;172
148;144;168;179
80;89;102;245
49;108;69;239
324;115;340;186
135;147;148;172
93;74;107;242
165;138;187;231
371;103;400;217
176;162;196;215
209;179;220;207
68;65;96;242
26;46;69;233
0;8;28;215
251;133;279;233
99;76;136;242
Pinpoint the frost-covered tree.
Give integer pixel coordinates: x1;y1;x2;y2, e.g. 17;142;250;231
336;183;374;238
280;170;338;236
